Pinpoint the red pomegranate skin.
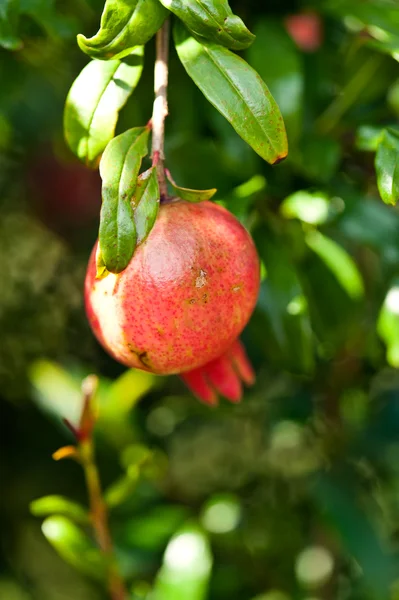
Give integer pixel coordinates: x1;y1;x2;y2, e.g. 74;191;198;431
85;200;259;375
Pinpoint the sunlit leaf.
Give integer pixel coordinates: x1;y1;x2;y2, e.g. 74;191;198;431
29;360;82;426
375;128;399;205
104;369;156;414
248;19;303;142
378;282;399;368
152;525;212;600
99;126;149;273
305;231;364;300
132;167;160;244
174;22;288;165
41;516;106;581
166;170;216;202
64;47;144;167
160;0;255;50
280;190;330;225
30;495;89;525
78;0;167;60
355;124;385;152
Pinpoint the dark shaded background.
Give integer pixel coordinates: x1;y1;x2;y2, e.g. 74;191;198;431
0;1;399;599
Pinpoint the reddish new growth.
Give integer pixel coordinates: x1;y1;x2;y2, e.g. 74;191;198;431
85;200;260;404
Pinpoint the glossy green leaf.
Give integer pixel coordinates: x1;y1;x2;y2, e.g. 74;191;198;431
0;0;22;50
160;0;254;50
41;516;106;581
250;227;314;375
378;281;399;368
280;191;330;225
99;127;149;273
305;231;364;300
152;525;212;600
174;23;288;165
247;19;303;142
77;0;167;60
375;128;399;205
166;170;216;202
64;47;144;167
132;167;160;244
30;495;89;525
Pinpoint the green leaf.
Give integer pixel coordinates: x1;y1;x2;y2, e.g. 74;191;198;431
250;227;314;375
355;125;385;152
99;126;149;273
305;231;364;300
247;19;303;143
0;0;22;50
30;495;89;525
160;0;254;50
280;191;330;225
77;0;167;61
152;525;212;600
104;466;140;508
132;167;160;244
378;281;399;368
166;170;216;202
41;516;106;581
64;47;144;167
174;22;288;165
375;128;399;205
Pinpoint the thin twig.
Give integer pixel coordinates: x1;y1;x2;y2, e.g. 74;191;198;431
151;18;170;201
79;376;127;600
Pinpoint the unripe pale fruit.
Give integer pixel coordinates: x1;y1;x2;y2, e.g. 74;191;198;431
85;200;259;375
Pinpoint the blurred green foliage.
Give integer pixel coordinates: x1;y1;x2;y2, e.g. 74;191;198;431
0;1;399;600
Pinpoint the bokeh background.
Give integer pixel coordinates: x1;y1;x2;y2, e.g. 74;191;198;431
1;1;399;599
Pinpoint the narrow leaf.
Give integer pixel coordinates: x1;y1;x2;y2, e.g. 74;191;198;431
375;128;399;205
41;516;106;581
99;126;150;273
64;47;144;167
133;167;160;244
30;495;89;525
166;170;216;202
160;0;254;50
174;22;288;165
78;0;167;60
305;231;364;300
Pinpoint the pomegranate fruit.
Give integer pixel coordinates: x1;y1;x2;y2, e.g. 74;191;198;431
85;200;259;398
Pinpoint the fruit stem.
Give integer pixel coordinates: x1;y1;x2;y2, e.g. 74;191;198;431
151;18;170;201
79;377;127;600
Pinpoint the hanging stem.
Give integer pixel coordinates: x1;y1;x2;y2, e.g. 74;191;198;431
151;18;170;201
78;377;127;600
